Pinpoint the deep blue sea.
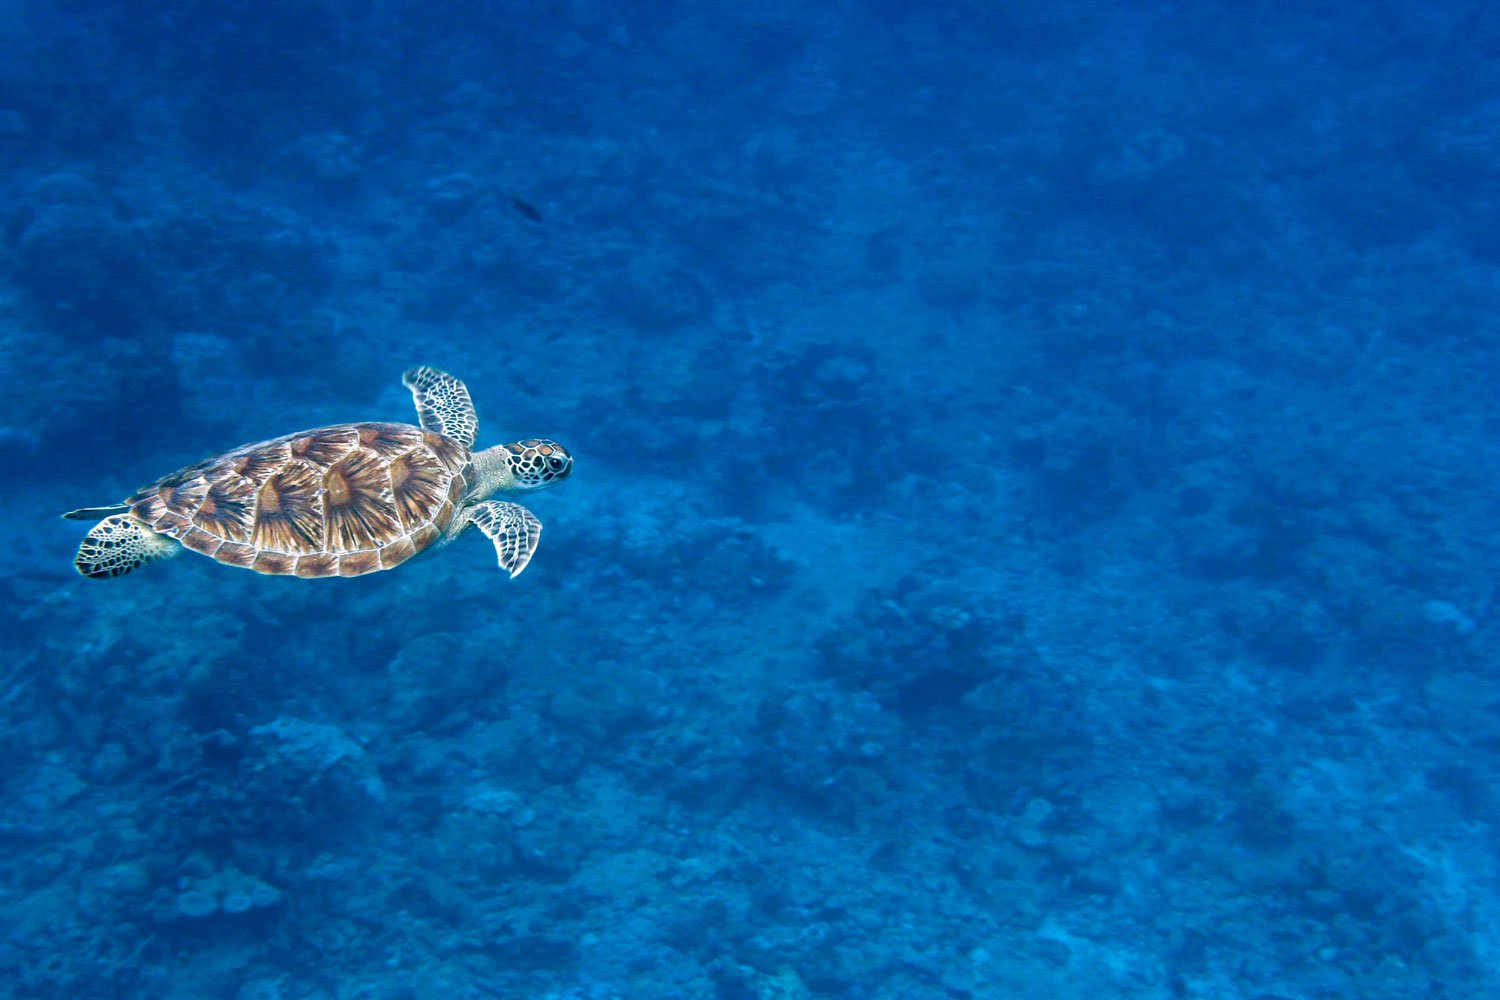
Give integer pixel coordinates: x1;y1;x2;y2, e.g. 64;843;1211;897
5;1;1500;997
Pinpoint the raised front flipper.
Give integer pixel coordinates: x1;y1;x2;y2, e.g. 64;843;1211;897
62;504;129;521
402;366;478;448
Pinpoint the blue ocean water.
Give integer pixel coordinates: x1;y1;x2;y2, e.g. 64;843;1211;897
4;0;1499;996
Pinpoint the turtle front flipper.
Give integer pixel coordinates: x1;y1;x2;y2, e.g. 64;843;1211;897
62;504;129;521
74;514;181;579
403;366;478;448
460;501;542;578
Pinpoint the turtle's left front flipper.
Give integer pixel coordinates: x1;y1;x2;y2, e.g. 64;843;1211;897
403;366;478;448
463;501;542;579
62;504;129;521
74;514;181;579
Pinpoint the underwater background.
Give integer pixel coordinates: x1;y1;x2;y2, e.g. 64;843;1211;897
4;1;1500;997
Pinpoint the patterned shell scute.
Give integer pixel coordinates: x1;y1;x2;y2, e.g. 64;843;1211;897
127;423;473;577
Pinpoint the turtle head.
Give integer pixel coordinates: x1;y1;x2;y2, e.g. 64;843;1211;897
500;439;573;491
473;439;572;497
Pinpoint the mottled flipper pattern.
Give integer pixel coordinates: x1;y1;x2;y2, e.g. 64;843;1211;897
466;500;542;578
75;514;181;579
403;366;478;448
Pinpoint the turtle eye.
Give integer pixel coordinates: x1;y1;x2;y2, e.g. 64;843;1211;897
547;456;566;472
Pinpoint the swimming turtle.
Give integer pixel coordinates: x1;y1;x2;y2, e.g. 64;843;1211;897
63;367;572;580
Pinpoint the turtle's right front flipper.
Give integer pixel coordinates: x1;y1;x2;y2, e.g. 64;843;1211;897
462;501;542;579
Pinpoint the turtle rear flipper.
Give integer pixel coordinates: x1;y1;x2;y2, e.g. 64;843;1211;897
62;504;129;521
464;500;542;578
75;514;181;579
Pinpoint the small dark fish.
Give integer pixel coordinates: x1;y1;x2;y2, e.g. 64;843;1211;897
510;195;542;223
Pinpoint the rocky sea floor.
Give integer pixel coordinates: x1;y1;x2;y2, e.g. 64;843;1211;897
4;2;1500;998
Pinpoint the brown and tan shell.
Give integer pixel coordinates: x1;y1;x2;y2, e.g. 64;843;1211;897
127;422;473;578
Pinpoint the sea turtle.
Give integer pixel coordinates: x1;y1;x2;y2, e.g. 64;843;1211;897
63;366;572;581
